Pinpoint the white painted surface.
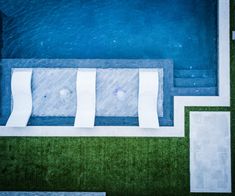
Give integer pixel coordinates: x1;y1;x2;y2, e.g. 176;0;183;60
0;0;230;137
138;69;159;128
6;70;32;127
74;69;96;128
0;126;181;137
218;0;230;102
190;112;231;193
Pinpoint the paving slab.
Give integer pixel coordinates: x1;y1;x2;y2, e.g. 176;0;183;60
190;112;231;193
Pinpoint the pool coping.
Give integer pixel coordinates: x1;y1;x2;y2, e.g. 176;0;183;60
0;0;230;137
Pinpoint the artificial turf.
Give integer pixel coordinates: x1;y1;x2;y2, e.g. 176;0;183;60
0;0;234;195
0;137;189;195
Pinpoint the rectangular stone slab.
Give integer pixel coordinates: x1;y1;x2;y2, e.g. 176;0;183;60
12;68;163;117
190;112;231;193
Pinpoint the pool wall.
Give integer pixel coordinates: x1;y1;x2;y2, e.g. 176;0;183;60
0;11;2;59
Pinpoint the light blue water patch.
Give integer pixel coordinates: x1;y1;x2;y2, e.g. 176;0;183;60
0;59;173;126
13;68;163;117
96;68;164;117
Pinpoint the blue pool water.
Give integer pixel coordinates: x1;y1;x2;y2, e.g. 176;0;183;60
1;0;217;70
0;0;218;126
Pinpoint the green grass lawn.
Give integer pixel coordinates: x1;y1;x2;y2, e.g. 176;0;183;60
0;137;189;195
0;1;234;195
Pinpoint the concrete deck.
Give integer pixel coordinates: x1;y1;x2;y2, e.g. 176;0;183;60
190;112;231;193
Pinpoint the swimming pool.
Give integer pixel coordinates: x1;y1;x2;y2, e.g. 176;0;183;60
0;0;218;127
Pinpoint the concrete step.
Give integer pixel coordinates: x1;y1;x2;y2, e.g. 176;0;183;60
175;64;217;70
172;87;217;96
174;78;216;87
174;69;216;78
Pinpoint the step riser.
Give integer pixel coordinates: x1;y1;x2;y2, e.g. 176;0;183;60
174;78;216;87
174;70;216;78
175;65;217;70
172;87;217;96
